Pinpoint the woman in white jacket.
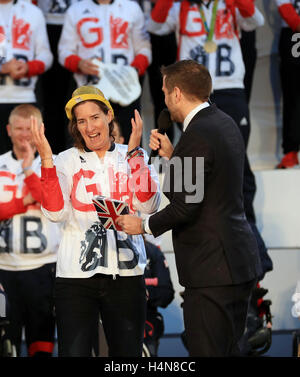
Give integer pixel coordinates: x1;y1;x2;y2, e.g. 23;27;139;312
30;85;161;357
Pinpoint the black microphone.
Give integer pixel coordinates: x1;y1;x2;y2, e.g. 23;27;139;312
148;108;173;165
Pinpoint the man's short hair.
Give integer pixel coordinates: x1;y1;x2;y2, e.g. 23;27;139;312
9;104;43;124
161;60;212;102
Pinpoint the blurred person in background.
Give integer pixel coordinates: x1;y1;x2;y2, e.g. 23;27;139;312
0;0;52;155
143;236;174;357
57;0;152;145
0;104;59;357
275;0;300;168
36;0;81;154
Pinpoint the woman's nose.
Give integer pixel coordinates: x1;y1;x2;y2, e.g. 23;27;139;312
86;120;94;132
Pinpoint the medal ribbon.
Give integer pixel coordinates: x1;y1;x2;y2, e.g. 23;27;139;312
198;0;219;43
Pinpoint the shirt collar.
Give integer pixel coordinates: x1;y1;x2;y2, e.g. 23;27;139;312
183;102;210;132
83;142;115;153
92;0;114;5
11;149;39;160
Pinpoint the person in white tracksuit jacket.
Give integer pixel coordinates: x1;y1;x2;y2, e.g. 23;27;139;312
58;0;152;145
0;104;60;356
0;0;53;155
30;85;161;357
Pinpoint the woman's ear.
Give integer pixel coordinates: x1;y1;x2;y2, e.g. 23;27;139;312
107;109;113;123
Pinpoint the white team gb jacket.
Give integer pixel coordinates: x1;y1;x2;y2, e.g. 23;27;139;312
58;0;151;86
0;0;53;103
0;152;59;271
41;144;161;279
147;0;264;91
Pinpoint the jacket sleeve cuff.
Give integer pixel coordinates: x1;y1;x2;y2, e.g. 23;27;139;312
65;55;82;73
151;0;174;23
41;167;64;212
41;166;58;179
27;60;45;77
235;0;255;18
0;198;27;221
144;216;152;234
131;54;149;76
278;3;300;31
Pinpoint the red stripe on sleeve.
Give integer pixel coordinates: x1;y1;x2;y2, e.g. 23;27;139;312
0;198;27;221
24;173;42;203
65;55;82;73
41;167;64;212
27;60;45;77
278;3;300;31
145;277;158;286
128;156;157;203
0;170;26;219
28;341;54;357
151;0;174;23
0;171;16;179
234;0;255;18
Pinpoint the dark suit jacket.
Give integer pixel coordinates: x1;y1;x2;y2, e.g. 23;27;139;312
149;104;261;288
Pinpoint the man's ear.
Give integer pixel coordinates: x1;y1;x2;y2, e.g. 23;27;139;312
174;86;181;103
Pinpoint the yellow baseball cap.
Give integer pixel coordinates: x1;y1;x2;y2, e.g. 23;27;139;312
65;86;114;120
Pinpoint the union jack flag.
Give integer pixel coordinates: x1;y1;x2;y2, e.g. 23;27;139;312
92;195;129;231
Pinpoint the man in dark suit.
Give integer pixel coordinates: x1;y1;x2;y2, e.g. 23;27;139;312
116;59;261;357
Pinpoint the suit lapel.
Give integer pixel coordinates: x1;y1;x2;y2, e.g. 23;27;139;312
185;103;217;133
171;104;217;157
